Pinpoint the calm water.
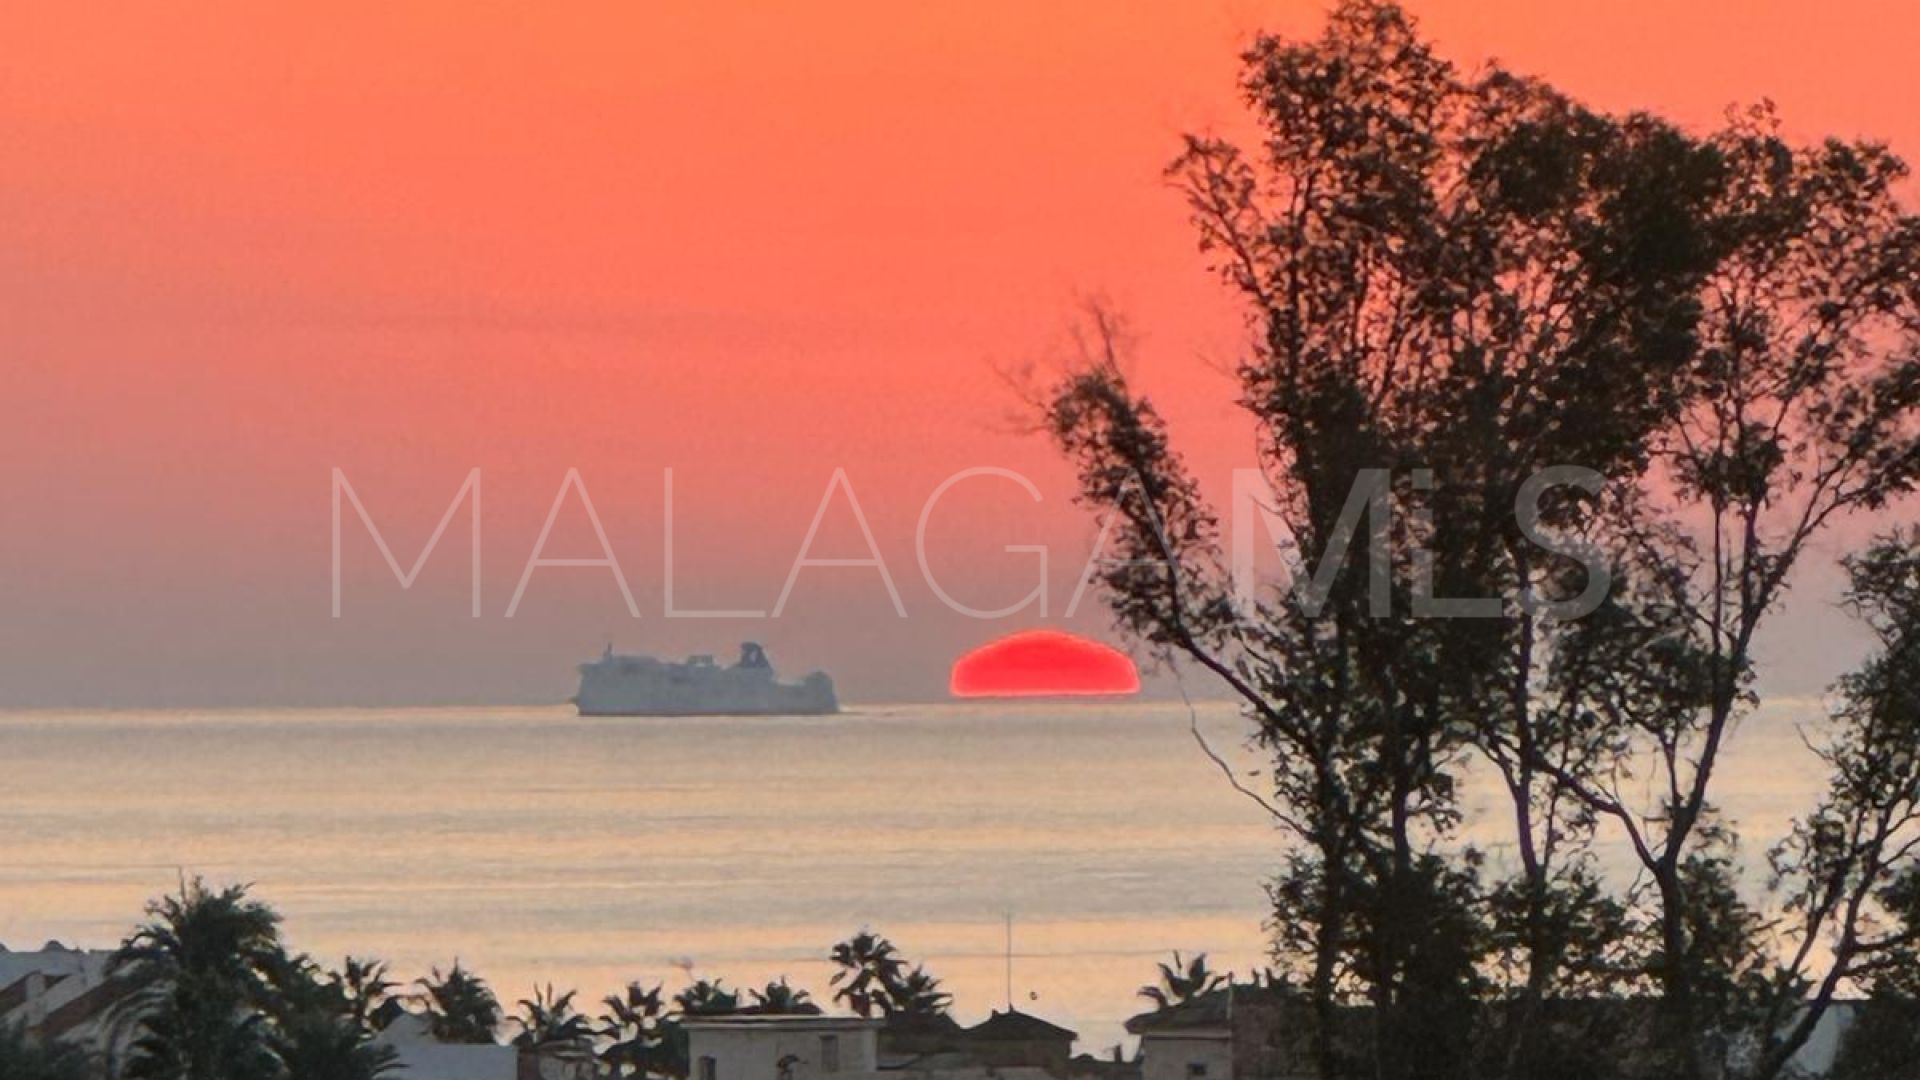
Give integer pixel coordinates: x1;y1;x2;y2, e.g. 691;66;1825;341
0;702;1282;1050
0;700;1830;1049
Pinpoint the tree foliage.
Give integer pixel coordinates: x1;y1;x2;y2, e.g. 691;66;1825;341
105;878;399;1080
413;962;503;1045
110;878;286;1080
746;978;819;1015
1044;3;1920;1078
826;930;950;1020
0;1022;95;1080
597;982;675;1080
511;984;595;1054
1137;951;1227;1009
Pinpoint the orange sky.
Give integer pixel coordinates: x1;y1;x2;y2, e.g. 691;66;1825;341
2;1;1915;704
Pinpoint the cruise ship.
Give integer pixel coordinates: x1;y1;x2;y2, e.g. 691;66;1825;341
573;642;839;716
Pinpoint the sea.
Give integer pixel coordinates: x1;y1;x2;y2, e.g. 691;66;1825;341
0;699;1832;1051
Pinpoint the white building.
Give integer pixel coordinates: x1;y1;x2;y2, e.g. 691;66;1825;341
1125;986;1865;1080
1125;986;1315;1080
1134;1025;1233;1080
683;1014;886;1080
0;942;138;1069
370;1010;520;1080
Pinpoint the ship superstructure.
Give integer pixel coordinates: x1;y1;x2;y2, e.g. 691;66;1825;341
574;642;838;716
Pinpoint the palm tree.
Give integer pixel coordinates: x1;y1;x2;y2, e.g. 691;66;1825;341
828;931;904;1018
511;984;595;1054
1137;951;1226;1010
251;949;403;1080
0;1022;94;1080
119;1005;279;1080
598;982;671;1079
884;966;952;1018
112;878;283;999
272;1011;401;1080
747;978;820;1015
261;949;340;1020
331;957;396;1036
672;978;739;1017
109;877;286;1080
414;963;503;1044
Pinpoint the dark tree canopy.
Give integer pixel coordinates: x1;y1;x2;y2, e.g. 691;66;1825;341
1046;3;1920;1079
413;962;504;1045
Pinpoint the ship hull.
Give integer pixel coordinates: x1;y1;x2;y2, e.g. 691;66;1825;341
575;694;839;717
572;668;837;711
574;653;839;716
576;707;838;716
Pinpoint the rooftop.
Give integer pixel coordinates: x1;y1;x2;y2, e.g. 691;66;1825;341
1124;984;1305;1036
966;1008;1078;1043
681;1014;884;1031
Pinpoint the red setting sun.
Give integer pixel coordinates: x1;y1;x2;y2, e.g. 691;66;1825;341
948;630;1141;698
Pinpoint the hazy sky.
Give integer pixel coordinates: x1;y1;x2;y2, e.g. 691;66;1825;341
2;1;1916;706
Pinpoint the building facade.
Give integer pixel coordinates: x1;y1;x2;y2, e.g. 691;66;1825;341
684;1014;886;1080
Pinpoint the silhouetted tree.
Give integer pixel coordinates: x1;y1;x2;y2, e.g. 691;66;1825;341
882;966;951;1019
827;931;904;1018
1048;3;1920;1079
598;982;673;1079
671;979;739;1018
1543;104;1920;1078
746;978;819;1015
109;878;284;1080
254;949;400;1080
1137;952;1226;1009
511;984;594;1056
329;958;395;1038
270;1010;400;1080
1754;537;1920;1076
413;963;502;1045
1054;0;1742;1065
1827;860;1920;1078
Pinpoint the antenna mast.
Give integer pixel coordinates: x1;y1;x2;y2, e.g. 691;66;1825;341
1004;911;1013;1010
